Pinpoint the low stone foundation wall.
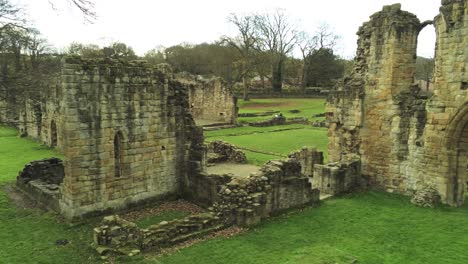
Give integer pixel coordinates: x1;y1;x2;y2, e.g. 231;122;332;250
184;172;231;208
94;156;320;257
285;117;309;125
16;158;64;211
248;116;286;127
192;158;320;226
313;158;362;195
94;213;224;257
248;116;315;127
311;120;328;128
207;140;247;164
288;148;324;179
238;111;279;117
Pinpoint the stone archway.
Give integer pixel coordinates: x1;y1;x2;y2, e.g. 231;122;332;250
446;104;468;206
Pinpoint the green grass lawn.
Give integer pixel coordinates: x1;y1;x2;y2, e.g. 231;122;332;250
152;192;468;264
205;125;328;165
204;124;307;139
237;98;326;124
136;211;190;229
0;126;63;183
1;120;468;263
205;123;328;165
0;126;99;264
205;98;328;165
240;150;279;166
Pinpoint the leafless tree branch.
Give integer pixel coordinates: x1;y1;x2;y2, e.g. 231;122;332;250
68;0;96;23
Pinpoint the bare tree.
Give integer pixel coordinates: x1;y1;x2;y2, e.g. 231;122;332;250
47;0;96;23
7;28;28;71
254;9;298;93
297;31;316;90
103;42;137;60
67;0;96;22
222;13;257;100
0;0;25;32
25;29;52;69
297;23;340;90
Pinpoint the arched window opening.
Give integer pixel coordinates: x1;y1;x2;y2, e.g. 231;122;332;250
453;121;468;205
447;105;468;206
415;25;436;97
35;105;42;137
114;131;124;178
50;120;57;147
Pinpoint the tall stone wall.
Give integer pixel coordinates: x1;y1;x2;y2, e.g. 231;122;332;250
327;1;468;205
359;4;422;192
57;58;201;219
0;74;63;148
178;74;237;125
417;0;468;205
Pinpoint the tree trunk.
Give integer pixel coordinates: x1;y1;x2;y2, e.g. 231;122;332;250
301;60;308;94
242;76;250;101
14;46;22;72
271;61;283;93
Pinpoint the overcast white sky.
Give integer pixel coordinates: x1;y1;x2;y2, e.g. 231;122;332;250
13;0;440;58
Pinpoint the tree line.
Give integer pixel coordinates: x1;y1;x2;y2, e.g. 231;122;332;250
1;0;433;100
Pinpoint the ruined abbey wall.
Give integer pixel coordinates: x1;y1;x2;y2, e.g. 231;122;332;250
57;58;201;218
178;75;237;125
0;74;63;148
1;58;206;219
417;0;468;205
327;1;467;205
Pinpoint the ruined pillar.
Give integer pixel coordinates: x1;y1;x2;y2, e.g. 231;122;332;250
420;0;468;205
327;4;422;191
327;1;468;205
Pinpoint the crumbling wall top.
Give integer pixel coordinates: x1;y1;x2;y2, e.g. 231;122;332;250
61;56;175;82
359;3;421;36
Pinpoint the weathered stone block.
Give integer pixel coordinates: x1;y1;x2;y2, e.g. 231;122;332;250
313;159;362;195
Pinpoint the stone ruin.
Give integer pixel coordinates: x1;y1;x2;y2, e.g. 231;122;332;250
177;73;238;127
2;58;205;219
248;114;286;127
93;155;320;256
16;158;64;211
323;1;467;206
1;57;318;225
410;185;441;208
1;0;466;257
206;140;247;164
